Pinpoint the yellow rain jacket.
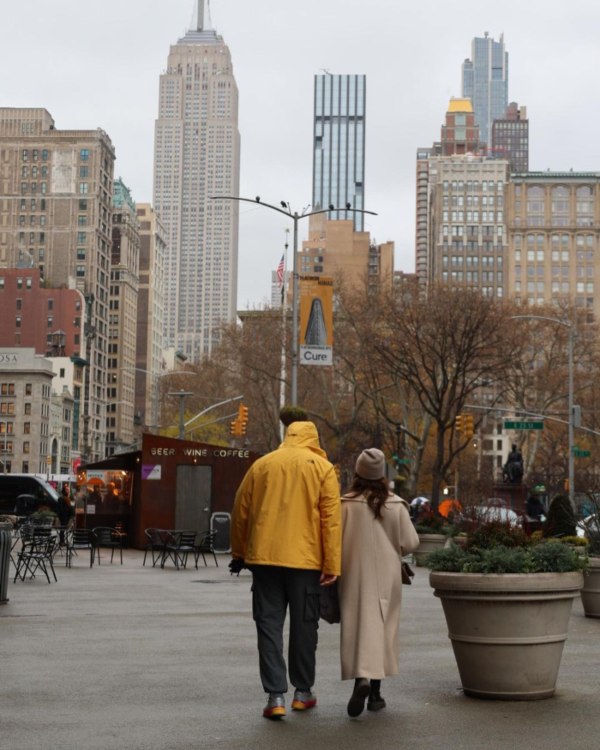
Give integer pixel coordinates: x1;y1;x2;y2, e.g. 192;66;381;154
231;421;341;575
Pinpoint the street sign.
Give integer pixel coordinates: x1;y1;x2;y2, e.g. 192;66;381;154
504;420;544;430
573;448;591;458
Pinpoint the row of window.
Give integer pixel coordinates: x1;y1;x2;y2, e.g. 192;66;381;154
1;383;34;396
21;148;89;161
0;422;33;434
517;185;594;198
442;180;504;192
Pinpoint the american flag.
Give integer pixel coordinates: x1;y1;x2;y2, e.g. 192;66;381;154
276;254;285;286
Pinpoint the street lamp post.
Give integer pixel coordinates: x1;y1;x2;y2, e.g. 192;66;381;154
183;395;243;437
168;390;194;440
211;196;377;406
511;315;575;509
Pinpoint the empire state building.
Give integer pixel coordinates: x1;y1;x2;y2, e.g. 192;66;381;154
153;1;240;361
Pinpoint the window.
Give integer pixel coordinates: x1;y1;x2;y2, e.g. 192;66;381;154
25;383;32;396
24;403;31;415
80;149;90;161
79;183;89;194
23;441;30;454
23;422;30;434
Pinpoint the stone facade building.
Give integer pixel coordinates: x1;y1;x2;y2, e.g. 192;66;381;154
0;348;55;474
0;107;115;463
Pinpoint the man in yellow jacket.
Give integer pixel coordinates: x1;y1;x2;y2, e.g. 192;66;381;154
231;420;341;720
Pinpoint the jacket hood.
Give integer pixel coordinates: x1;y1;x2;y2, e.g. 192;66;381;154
283;421;327;459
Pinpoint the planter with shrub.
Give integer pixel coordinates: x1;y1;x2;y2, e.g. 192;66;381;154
413;508;452;566
428;518;585;700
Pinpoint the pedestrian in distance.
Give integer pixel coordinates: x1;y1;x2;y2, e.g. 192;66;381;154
230;419;341;720
58;483;76;529
339;448;420;717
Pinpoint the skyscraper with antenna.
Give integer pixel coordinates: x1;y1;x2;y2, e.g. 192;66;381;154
153;1;240;361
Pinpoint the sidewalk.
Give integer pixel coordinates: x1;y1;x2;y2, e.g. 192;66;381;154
2;550;600;750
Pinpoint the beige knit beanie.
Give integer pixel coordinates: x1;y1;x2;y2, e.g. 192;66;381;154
355;448;386;480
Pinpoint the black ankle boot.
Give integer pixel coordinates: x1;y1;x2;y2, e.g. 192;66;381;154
347;678;370;717
367;679;386;711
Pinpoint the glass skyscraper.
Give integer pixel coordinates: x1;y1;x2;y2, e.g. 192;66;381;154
153;1;240;362
462;33;508;147
312;74;366;231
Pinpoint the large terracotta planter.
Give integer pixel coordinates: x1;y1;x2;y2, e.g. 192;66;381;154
581;556;600;618
414;533;446;566
430;570;583;700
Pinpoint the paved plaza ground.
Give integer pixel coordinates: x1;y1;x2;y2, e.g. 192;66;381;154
2;548;600;750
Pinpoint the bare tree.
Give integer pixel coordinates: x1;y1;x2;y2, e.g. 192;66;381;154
367;285;518;510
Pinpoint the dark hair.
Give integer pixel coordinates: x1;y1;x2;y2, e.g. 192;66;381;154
279;405;308;427
345;475;391;519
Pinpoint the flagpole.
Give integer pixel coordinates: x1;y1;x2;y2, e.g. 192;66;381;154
279;229;289;441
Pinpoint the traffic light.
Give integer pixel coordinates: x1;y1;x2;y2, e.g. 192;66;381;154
230;419;242;436
464;415;474;439
455;415;464;433
238;404;249;431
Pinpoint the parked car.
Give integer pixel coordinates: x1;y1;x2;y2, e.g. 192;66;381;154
0;474;60;520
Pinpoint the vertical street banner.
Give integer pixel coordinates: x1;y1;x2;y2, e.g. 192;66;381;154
299;275;333;366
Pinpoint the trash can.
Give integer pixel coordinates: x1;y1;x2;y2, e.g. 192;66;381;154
0;522;12;605
210;512;231;553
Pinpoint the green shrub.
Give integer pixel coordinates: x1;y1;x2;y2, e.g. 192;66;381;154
465;519;530;550
414;508;451;535
427;539;586;574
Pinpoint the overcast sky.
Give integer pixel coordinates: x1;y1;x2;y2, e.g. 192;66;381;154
3;1;600;308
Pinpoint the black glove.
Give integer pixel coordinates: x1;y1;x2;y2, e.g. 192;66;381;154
229;557;246;575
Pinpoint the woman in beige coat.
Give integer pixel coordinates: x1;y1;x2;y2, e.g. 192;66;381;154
339;448;420;717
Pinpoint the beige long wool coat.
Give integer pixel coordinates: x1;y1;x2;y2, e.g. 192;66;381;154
339;494;420;680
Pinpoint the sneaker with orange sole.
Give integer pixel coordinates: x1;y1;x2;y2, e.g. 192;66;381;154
291;689;317;710
263;693;286;720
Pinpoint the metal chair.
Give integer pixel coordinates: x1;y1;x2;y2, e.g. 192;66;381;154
194;530;218;568
92;526;124;565
161;530;197;569
142;528;166;567
13;528;58;583
65;528;94;568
